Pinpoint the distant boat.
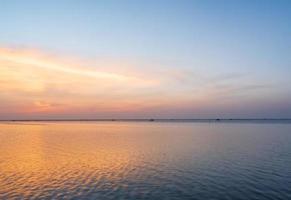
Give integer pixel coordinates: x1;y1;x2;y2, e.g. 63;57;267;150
149;119;155;122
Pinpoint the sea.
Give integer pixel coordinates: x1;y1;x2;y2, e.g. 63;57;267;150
0;120;290;200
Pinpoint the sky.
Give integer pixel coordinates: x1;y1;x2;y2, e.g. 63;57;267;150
0;0;291;119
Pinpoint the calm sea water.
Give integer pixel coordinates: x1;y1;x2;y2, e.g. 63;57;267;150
0;121;291;200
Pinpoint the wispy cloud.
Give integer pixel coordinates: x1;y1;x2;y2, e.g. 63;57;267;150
0;47;282;119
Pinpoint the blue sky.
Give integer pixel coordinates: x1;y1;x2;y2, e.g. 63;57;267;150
0;0;291;119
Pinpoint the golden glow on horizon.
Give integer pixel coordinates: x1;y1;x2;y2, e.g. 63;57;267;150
0;46;252;118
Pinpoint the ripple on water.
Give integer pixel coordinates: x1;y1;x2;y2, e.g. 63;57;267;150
0;122;291;200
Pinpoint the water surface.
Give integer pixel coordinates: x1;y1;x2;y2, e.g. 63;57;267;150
0;121;291;199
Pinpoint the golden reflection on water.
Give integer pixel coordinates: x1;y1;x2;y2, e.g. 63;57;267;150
0;122;138;199
0;123;132;170
0;121;224;199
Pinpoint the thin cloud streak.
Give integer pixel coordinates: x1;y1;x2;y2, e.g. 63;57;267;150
0;47;284;119
0;48;155;84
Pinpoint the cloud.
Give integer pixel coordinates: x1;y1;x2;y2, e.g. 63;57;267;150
0;46;283;119
0;47;156;85
0;47;167;117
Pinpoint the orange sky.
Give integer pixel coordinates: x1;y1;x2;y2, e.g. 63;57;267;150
0;47;287;119
0;47;211;119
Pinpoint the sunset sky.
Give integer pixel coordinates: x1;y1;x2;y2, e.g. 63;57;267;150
0;0;291;119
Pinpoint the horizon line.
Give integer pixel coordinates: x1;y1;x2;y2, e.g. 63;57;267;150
1;118;291;122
